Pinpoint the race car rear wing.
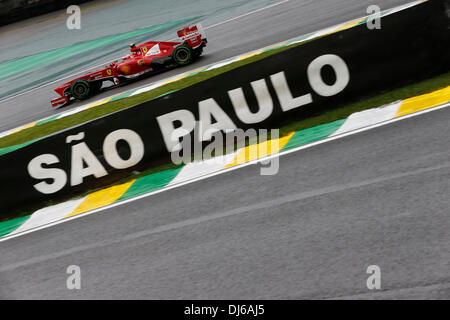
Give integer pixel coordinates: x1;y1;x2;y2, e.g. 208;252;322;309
177;24;207;48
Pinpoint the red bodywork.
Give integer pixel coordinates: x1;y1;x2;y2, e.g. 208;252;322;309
51;25;207;108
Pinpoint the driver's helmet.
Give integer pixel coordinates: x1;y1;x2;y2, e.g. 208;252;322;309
129;43;139;54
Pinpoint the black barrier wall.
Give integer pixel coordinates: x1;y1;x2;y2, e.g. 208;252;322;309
0;0;449;215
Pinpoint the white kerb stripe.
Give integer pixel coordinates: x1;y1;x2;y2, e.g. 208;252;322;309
168;151;239;186
10;197;87;235
132;82;164;96
330;101;402;137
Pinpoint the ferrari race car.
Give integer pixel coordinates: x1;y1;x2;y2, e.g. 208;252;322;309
51;24;207;108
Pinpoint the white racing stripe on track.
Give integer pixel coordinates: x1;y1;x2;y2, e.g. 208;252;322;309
205;0;290;29
9;197;87;236
330;101;402;137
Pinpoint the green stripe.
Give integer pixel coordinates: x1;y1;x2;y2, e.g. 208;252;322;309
117;166;184;202
0;138;40;156
155;90;178;99
184;67;208;78
262;42;288;53
0;215;31;238
110;91;136;102
36;115;60;126
357;18;368;26
282;119;346;151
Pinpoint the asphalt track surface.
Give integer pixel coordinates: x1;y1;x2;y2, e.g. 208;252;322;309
1;0;449;300
0;0;412;132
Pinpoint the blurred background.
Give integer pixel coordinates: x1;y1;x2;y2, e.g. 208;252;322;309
0;0;280;99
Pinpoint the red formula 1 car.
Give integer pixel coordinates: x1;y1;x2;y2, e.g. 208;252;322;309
51;24;207;108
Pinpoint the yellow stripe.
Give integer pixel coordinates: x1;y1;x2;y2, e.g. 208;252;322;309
332;17;366;34
226;132;295;168
163;73;189;85
85;97;113;110
238;50;263;61
65;180;135;218
186;66;207;76
395;86;450;118
263;41;288;51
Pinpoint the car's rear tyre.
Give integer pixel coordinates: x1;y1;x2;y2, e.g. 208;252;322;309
71;79;91;100
173;45;192;66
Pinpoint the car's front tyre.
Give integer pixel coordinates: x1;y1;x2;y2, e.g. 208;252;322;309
71;79;91;100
